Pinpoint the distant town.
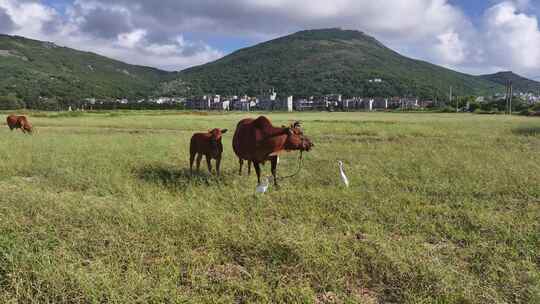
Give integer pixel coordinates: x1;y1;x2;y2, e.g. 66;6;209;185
68;89;540;113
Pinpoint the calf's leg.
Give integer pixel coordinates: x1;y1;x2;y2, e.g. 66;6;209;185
196;154;203;171
205;154;212;173
189;152;195;174
216;155;221;176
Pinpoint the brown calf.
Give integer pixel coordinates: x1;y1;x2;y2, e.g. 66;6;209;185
6;115;33;134
189;128;228;175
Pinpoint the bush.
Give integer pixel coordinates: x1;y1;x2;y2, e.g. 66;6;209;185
474;108;501;115
53;111;86;118
438;106;457;113
467;101;481;112
520;109;531;116
36;98;61;111
0;94;26;110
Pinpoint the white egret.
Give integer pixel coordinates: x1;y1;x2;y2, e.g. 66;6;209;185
338;161;349;187
256;177;269;194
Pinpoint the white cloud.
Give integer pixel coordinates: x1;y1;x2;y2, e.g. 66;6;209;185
0;0;58;39
0;0;539;77
0;0;223;70
56;0;474;69
512;0;531;10
117;29;146;49
484;1;540;72
435;30;467;64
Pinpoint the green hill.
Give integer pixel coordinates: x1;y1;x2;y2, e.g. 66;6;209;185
167;28;503;99
0;34;174;104
480;71;540;93
4;30;533;105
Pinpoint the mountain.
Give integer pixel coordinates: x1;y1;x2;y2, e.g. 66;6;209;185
0;34;174;103
166;28;503;99
2;30;524;104
480;71;540;93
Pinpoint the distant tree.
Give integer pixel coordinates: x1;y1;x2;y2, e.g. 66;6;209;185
511;97;529;112
0;94;26;110
448;95;476;111
38;97;61;111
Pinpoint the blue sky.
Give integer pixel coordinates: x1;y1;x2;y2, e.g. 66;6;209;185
451;0;493;17
1;0;539;77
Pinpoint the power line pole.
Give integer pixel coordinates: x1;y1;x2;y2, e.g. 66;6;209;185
509;81;513;116
505;81;513;115
449;86;453;110
505;81;508;115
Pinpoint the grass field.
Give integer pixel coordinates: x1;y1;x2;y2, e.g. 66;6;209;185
0;111;539;303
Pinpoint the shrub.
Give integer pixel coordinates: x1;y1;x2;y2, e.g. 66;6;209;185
439;106;456;113
474;108;501;115
0;94;26;110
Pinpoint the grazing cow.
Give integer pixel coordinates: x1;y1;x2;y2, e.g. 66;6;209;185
6;115;33;134
233;116;313;187
190;128;228;175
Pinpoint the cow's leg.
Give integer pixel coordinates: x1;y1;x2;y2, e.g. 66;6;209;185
189;152;195;174
253;161;261;184
205;154;213;173
271;156;278;187
196;153;203;171
238;158;244;175
216;156;221;176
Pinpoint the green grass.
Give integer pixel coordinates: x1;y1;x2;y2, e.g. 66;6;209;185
0;111;539;303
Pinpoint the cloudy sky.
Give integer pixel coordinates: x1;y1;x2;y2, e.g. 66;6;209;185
0;0;539;78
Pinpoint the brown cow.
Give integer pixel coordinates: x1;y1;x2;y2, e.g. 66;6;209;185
190;128;228;175
6;115;33;134
232;116;313;187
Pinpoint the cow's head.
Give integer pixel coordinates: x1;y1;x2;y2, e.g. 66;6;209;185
208;128;227;151
284;121;313;152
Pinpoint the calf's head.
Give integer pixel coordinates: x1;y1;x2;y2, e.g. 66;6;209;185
284;121;313;152
208;128;227;151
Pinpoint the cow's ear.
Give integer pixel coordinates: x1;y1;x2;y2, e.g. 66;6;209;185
221;129;228;134
287;128;293;135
